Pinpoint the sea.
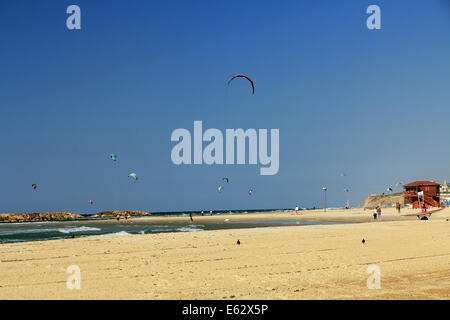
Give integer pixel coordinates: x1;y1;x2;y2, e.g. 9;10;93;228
0;208;345;244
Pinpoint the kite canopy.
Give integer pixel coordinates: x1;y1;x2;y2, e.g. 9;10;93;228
32;184;37;190
228;74;255;95
248;188;253;195
340;173;347;177
110;154;117;161
387;187;393;192
128;173;138;182
88;200;94;205
218;186;223;193
222;178;229;183
344;188;350;193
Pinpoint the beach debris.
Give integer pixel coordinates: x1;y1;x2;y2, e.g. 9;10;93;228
227;74;255;95
218;186;223;193
237;240;240;245
362;239;366;244
222;177;229;183
31;184;37;190
110;154;117;161
248;188;253;196
128;173;138;182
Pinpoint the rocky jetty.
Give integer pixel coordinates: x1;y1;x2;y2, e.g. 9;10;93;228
0;212;85;223
93;210;152;218
361;192;404;208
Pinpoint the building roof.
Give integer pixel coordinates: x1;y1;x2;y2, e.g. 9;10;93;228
403;181;440;187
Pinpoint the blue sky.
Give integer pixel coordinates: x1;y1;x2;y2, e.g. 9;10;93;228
0;0;449;213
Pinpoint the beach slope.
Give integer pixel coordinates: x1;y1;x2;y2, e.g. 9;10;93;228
1;208;450;299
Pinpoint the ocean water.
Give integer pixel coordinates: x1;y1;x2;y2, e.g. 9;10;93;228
0;211;345;244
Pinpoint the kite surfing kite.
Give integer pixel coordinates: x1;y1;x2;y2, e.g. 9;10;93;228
222;178;229;183
387;187;393;192
128;173;138;182
88;200;94;205
340;172;347;177
248;188;253;196
110;154;117;161
227;74;255;95
32;184;37;190
218;186;223;193
344;188;350;193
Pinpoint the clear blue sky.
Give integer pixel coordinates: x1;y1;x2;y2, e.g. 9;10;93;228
1;0;449;213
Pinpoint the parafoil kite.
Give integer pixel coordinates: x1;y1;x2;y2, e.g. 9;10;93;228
222;178;229;183
32;184;37;190
110;154;117;161
387;187;393;192
228;74;255;95
344;188;350;193
340;173;347;177
248;188;253;196
128;173;138;182
88;200;94;205
218;186;223;193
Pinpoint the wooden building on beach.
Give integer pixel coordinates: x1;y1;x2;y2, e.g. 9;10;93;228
403;181;441;209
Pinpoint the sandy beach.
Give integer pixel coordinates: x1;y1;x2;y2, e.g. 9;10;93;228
1;208;450;300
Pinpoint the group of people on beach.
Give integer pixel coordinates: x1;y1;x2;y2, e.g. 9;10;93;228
116;213;131;223
189;210;214;223
373;207;382;221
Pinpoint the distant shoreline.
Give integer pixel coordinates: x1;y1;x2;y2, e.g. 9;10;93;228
0;207;427;225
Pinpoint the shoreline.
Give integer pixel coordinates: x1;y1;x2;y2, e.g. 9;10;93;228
1;208;449;299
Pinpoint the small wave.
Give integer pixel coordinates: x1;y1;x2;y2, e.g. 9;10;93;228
58;226;101;234
176;227;204;232
0;226;101;236
0;228;64;236
97;231;130;237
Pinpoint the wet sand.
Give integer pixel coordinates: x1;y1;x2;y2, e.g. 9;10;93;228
1;208;449;299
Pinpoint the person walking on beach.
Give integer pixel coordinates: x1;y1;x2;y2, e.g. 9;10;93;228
373;207;378;221
396;202;401;213
116;214;121;223
210;210;213;216
189;212;193;222
377;207;382;221
295;205;299;215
